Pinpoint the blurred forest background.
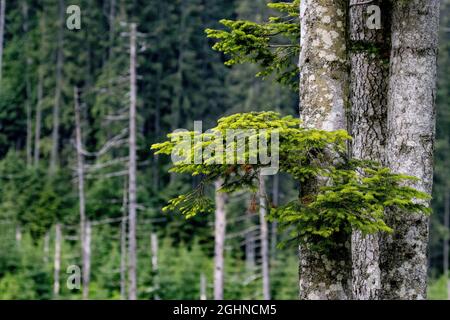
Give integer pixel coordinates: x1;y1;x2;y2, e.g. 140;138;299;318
0;0;448;299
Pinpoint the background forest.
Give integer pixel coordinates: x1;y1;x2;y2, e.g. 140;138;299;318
0;0;448;300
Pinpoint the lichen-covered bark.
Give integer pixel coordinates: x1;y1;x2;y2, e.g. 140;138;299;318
349;0;391;300
380;0;440;300
298;0;351;300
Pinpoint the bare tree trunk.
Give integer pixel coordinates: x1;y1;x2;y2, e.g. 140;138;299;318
82;221;91;300
50;0;65;173
298;0;351;300
150;232;160;300
22;1;32;167
349;0;391;300
44;231;50;264
15;226;22;245
200;273;207;300
0;0;5;88
245;197;255;271
128;23;138;301
53;223;62;298
34;66;43;167
259;174;270;300
120;180;128;300
445;189;450;300
74;86;89;299
380;0;440;300
214;180;226;300
34;11;46;167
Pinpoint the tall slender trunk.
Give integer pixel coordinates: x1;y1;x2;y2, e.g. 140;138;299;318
128;23;138;301
34;66;43;167
200;273;207;300
214;180;226;300
53;223;62;298
380;0;440;300
44;231;50;265
82;221;91;300
74;87;90;300
120;179;128;300
50;0;65;173
245;196;256;271
150;233;160;300
0;0;5;88
259;174;270;300
349;0;391;300
22;1;32;167
298;0;351;300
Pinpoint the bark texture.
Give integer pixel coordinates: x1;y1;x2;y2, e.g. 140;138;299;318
259;174;271;300
380;0;440;300
53;223;62;297
298;0;352;300
50;0;65;173
128;23;138;300
349;0;391;300
214;180;226;300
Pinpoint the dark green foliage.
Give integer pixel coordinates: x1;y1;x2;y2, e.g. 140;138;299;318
206;0;300;88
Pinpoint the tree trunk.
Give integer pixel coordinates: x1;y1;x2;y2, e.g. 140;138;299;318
349;0;391;300
50;0;65;173
44;231;50;265
259;174;271;300
214;179;226;300
34;66;43;167
53;223;62;298
380;0;440;300
298;0;351;300
0;0;5;88
245;197;256;271
150;232;160;300
120;180;128;300
22;1;32;167
200;273;207;300
128;23;138;301
82;221;91;300
74;86;89;299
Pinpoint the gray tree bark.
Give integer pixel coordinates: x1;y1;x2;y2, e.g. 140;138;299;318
151;232;160;300
50;0;65;173
380;0;440;300
214;180;226;300
200;273;207;300
259;174;271;300
128;23;138;301
74;87;91;300
82;221;91;300
53;223;62;298
120;180;128;300
349;0;391;300
34;66;43;167
298;0;352;300
22;1;32;167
